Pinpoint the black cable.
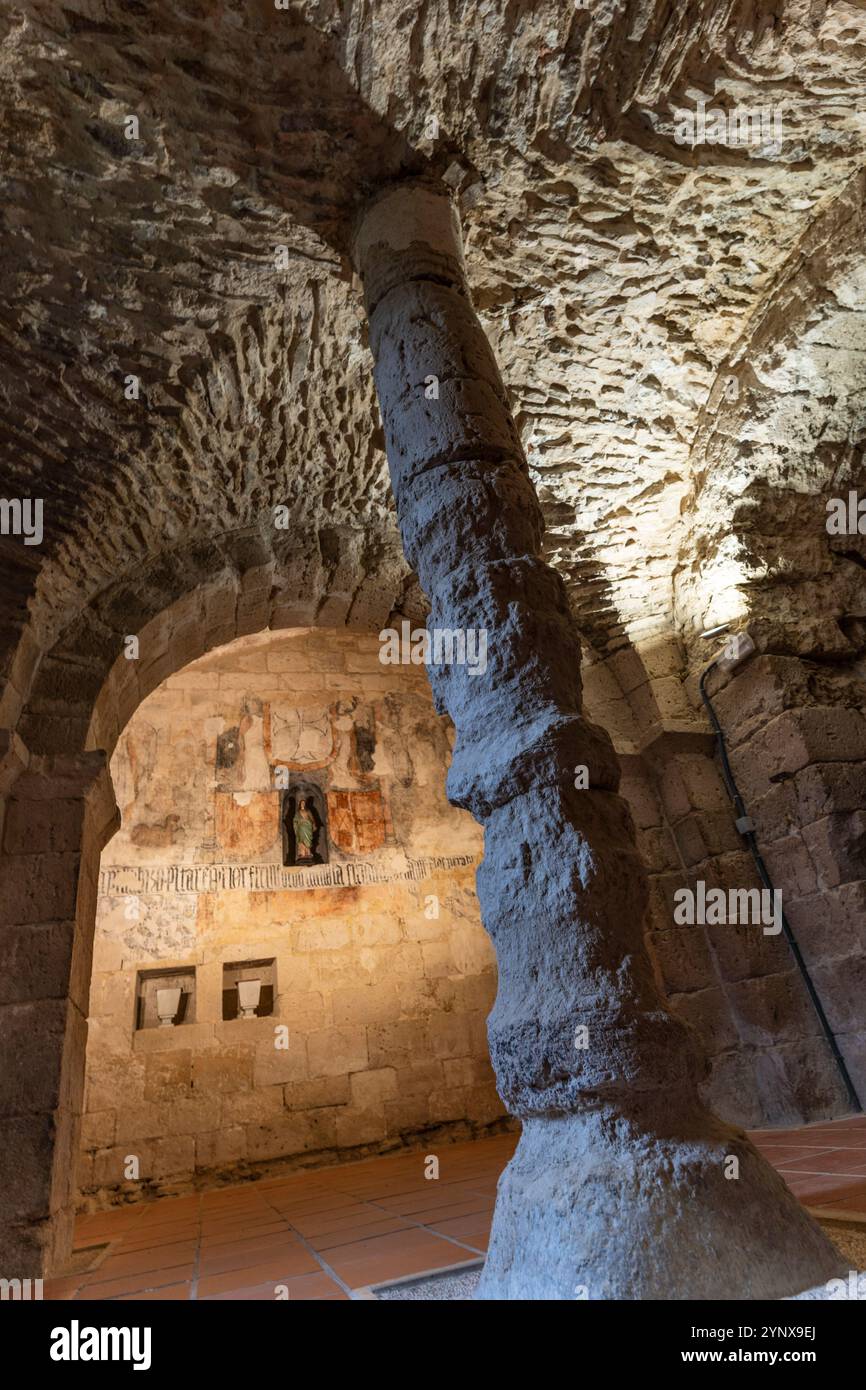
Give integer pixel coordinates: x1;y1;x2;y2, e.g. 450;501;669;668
699;658;862;1114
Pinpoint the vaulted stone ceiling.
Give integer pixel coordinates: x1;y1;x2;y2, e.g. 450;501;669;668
3;0;866;707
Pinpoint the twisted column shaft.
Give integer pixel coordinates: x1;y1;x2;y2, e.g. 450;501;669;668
353;181;842;1299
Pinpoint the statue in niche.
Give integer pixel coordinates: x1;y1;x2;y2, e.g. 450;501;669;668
281;783;328;867
294;799;316;861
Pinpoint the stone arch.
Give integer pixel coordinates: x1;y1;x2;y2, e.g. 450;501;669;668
674;168;866;658
0;525;423;1277
6;518;414;760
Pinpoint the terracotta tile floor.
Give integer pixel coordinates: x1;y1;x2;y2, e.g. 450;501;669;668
750;1114;866;1214
47;1116;866;1301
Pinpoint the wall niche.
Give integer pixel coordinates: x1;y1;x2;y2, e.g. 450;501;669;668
280;781;329;867
136;967;196;1030
222;959;276;1021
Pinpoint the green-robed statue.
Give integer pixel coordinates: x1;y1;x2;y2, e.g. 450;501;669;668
293;798;316;861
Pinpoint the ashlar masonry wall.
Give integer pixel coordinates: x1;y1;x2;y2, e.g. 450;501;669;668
78;628;505;1204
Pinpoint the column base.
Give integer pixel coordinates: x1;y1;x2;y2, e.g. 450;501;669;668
475;1109;844;1300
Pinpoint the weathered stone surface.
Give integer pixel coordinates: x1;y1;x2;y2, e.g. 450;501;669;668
4;3;865;689
353;180;844;1300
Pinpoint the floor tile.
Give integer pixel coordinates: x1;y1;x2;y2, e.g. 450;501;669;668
325;1229;465;1285
44;1276;84;1300
78;1265;194;1299
88;1242;197;1280
115;1283;192;1301
776;1149;866;1174
196;1249;321;1298
198;1233;306;1277
198;1221;290;1250
201;1271;348;1301
423;1213;491;1247
307;1217;414;1251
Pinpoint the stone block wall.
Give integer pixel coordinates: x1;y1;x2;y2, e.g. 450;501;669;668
711;655;866;1111
583;637;858;1127
0;742;118;1272
635;738;847;1126
78;628;505;1205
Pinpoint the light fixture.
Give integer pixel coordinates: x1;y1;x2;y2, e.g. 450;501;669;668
700;625;755;672
717;630;756;671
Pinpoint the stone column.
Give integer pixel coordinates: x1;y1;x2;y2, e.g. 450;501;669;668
352;180;843;1299
0;742;118;1277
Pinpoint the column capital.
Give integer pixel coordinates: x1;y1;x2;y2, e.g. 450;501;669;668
352;179;466;314
353;178;462;257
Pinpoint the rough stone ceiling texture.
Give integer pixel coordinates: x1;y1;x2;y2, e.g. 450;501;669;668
0;0;422;685
677;176;866;670
2;0;866;712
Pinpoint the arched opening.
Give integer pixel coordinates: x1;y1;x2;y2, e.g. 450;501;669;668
77;624;505;1208
1;562;393;1276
